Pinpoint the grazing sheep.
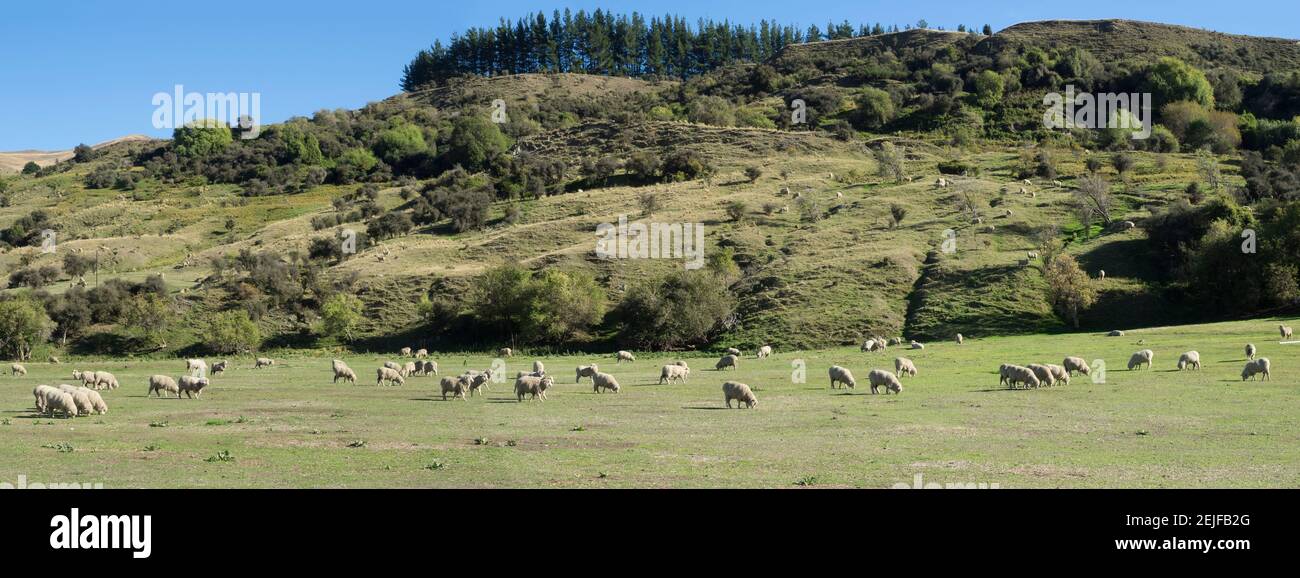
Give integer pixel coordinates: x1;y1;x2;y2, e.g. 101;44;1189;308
828;366;856;389
674;360;689;369
888;337;904;346
1241;358;1271;381
1177;351;1201;371
1062;357;1091;376
402;361;418;377
466;371;493;396
860;339;877;352
415;349;428;359
376;367;405;386
616;350;636;363
1004;365;1040;389
515;375;554;402
1281;325;1294;340
1108;330;1125;337
1245;344;1257;360
186;359;207;376
212;360;228;375
43;390;77;418
575;364;599;383
725;347;742;357
715;354;740;371
532;360;546;376
498;347;514;358
332;360;357;384
894;358;917;378
255;357;274;369
75;370;97;388
440;376;469;400
1098;270;1106;279
659;364;690;384
592;372;621;394
757;345;773;358
11;363;26;376
148;375;180;398
955;333;964;345
722;381;757;409
423;360;438;376
56;384;94;415
909;341;924;350
1128;350;1154;370
867;370;903;395
999;364;1012;387
178;376;210;398
861;339;887;352
383;361;401;371
1027;364;1056;387
48;356;60;364
92;371;119;390
79;387;108;415
400;347;412;357
33;385;59;413
1046;364;1071;386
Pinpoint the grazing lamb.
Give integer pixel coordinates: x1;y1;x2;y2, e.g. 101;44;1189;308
466;371;492;396
515;375;554;402
592;372;621;394
48;356;60;364
1027;364;1056;387
1128;350;1154;370
1062;357;1091;376
33;385;59;414
1005;365;1040;389
498;347;514;358
186;359;207;376
1245;344;1257;360
828;366;856;389
1098;270;1106;279
255;357;274;369
1241;358;1271;381
11;363;26;376
56;385;94;415
1281;325;1294;340
400;347;412;357
148;375;181;398
575;364;599;383
757;345;773;358
999;364;1012;387
79;387;108;415
1046;364;1071;386
423;360;438;376
867;369;903;395
715;354;740;371
659;364;690;384
92;371;119;390
722;381;757;409
532;360;546;376
178;376;210;399
402;361;418;377
955;333;964;345
440;376;469;400
1177;351;1201;371
616;350;636;363
415;349;428;359
376;367;405;386
212;360;228;375
888;337;904;346
894;357;917;378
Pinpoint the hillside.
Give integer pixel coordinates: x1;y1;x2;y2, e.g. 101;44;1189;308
0;135;153;173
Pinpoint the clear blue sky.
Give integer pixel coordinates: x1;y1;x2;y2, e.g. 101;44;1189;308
1;0;1296;150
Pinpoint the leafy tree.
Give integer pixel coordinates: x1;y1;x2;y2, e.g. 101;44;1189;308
615;269;735;350
22;162;40;175
72;143;97;163
201;310;262;354
173;119;234;157
447;116;511;171
971;70;1004;108
318;293;363;341
0;295;51;360
373;123;430;165
123;293;174;350
1044;254;1096;328
1143;57;1214;109
62;253;94;278
852;87;895;130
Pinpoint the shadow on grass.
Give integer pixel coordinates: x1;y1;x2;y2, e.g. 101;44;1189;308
682;405;729;410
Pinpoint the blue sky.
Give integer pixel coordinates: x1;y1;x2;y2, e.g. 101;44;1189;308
1;0;1296;150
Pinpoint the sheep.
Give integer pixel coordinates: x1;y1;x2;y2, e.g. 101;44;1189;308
934;177;949;188
1004;365;1040;389
1128;350;1154;370
402;361;418;377
382;361;401;372
1177;351;1201;371
212;360;228;375
423;360;438;376
178;376;210;399
79;387;108;415
674;360;689;369
255;357;275;369
376;367;405;386
1281;325;1294;340
11;363;26;376
186;359;207;376
659;364;690;384
56;384;94;415
1245;344;1257;360
1027;364;1056;387
592;372;621;394
909;341;924;350
722;381;757;409
894;357;917;378
725;347;742;357
332;360;358;385
148;375;181;398
1098;270;1106;279
860;339;886;352
955;333;964;345
415;348;428;359
1062;357;1091;376
440;376;469;400
757;345;773;358
888;337;904;346
827;366;856;389
48;355;60;364
575;364;599;383
999;364;1012;387
466;371;492;396
43;390;78;418
515;375;554;402
1107;330;1125;337
1241;358;1271;381
400;347;412;357
1046;364;1071;386
498;347;514;358
33;385;59;414
616;350;636;363
715;354;740;371
867;370;903;395
75;370;98;388
532;360;546;376
92;371;119;390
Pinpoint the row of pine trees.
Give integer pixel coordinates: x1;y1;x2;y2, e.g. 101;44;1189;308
401;9;992;90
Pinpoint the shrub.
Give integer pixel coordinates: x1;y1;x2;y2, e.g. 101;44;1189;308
661;149;713;182
318;293;363;341
200;310;261;354
614;270;734;350
173;119;233;157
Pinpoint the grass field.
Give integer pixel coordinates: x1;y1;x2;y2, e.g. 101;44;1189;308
3;316;1295;488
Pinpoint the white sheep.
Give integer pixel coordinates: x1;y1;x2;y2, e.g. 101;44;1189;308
440;376;469;400
1062;357;1091;376
1004;365;1040;389
1046;364;1071;386
79;387;108;415
867;369;903;394
402;361;418;377
575;364;599;383
715;354;740;371
148;375;180;398
1128;349;1154;370
56;384;94;415
894;357;917;378
376;367;405;386
1098;270;1106;279
757;345;773;358
498;347;514;358
725;347;742;357
659;364;690;384
909;341;924;350
1241;358;1271;381
1177;351;1201;371
828;366;856;389
92;371;119;390
722;381;757;409
43;389;78;418
212;360;228;375
33;385;58;414
1245;344;1257;360
186;358;207;376
955;333;964;345
400;347;412;357
1281;325;1294;340
255;357;275;369
11;363;26;376
383;361;401;371
415;348;428;359
515;374;554;402
466;370;493;396
592;372;621;394
1027;364;1056;387
616;350;636;363
532;360;546;376
332;360;358;385
178;376;210;398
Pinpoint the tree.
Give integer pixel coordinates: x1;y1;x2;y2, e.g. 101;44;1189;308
72;143;97;163
873;142;905;182
744;166;763;182
173;119;234;157
1074;174;1114;228
972;70;1005;108
1044;254;1096;328
200;310;262;354
615;270;734;349
851;87;895;130
0;295;52;360
22;162;41;175
1143;57;1214;109
447;116;511;171
890;204;908;228
62;253;94;278
318;293;363;341
123;293;174;350
373;123;430;166
725;200;748;222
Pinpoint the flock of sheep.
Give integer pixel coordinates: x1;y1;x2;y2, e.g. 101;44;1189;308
18;356;260;418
